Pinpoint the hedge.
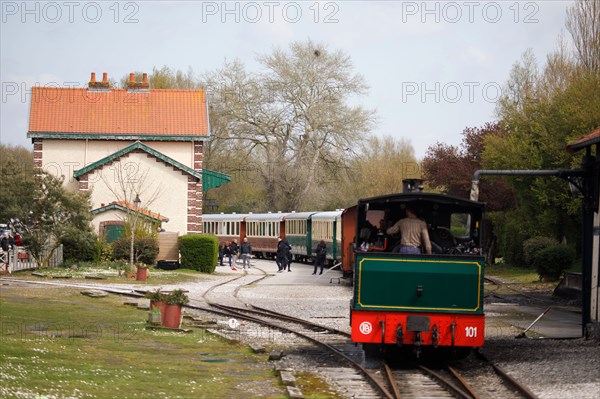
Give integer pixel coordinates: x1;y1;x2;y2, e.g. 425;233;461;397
112;236;159;265
178;234;219;273
532;244;575;281
523;236;558;267
487;210;534;266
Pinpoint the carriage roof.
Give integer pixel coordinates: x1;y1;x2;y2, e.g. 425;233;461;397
202;213;249;222
311;210;343;221
284;211;318;220
244;212;289;221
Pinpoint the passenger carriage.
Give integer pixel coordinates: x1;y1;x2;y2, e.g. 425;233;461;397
202;213;247;246
350;192;485;356
284;211;317;262
311;210;343;264
245;212;288;258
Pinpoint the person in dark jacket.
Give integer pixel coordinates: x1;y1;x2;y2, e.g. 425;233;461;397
239;237;252;270
1;232;13;273
276;237;292;272
313;240;327;275
0;232;11;252
230;239;239;270
224;242;233;269
218;243;225;266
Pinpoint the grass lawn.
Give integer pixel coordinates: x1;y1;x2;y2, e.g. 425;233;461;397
9;262;211;285
0;285;284;399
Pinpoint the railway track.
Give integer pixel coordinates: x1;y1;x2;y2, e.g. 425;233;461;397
198;265;391;398
380;354;540;399
198;267;540;399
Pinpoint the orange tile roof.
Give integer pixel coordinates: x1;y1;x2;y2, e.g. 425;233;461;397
28;87;208;137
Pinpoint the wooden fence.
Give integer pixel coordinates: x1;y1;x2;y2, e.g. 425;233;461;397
1;245;63;273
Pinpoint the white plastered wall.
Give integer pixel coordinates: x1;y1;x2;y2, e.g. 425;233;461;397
86;152;188;234
41;139;194;191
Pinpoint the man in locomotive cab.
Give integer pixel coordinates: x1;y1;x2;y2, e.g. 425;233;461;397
386;206;432;255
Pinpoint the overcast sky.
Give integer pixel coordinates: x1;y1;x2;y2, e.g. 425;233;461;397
1;0;572;159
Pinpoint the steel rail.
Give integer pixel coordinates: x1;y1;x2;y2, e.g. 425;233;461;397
476;350;540;399
383;362;402;399
417;365;474;399
245;304;351;337
192;300;395;399
447;365;481;399
200;267;395;399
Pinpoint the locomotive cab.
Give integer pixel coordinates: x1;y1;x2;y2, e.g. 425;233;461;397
350;192;486;356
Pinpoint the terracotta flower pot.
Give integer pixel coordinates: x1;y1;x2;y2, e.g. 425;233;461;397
136;267;148;281
162;304;182;329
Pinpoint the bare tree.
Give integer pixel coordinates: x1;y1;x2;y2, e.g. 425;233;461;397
566;0;600;74
100;160;162;271
205;40;376;211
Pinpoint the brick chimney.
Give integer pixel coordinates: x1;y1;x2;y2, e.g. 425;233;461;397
88;71;110;89
127;72;150;90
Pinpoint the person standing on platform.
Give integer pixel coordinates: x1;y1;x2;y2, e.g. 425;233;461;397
313;240;327;275
240;237;252;270
224;242;234;270
218;243;225;266
230;239;239;269
276;237;291;272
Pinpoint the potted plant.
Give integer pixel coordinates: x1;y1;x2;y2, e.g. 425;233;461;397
145;288;166;312
161;289;189;329
136;263;149;281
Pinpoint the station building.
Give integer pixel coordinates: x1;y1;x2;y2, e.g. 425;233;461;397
27;72;230;239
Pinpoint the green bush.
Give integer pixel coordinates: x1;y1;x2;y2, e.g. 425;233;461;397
93;239;113;263
523;236;558;267
60;226;97;263
488;210;534;266
112;236;159;265
178;234;218;273
532;244;575;281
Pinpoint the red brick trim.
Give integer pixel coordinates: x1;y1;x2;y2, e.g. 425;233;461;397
32;138;43;171
186;151;203;232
